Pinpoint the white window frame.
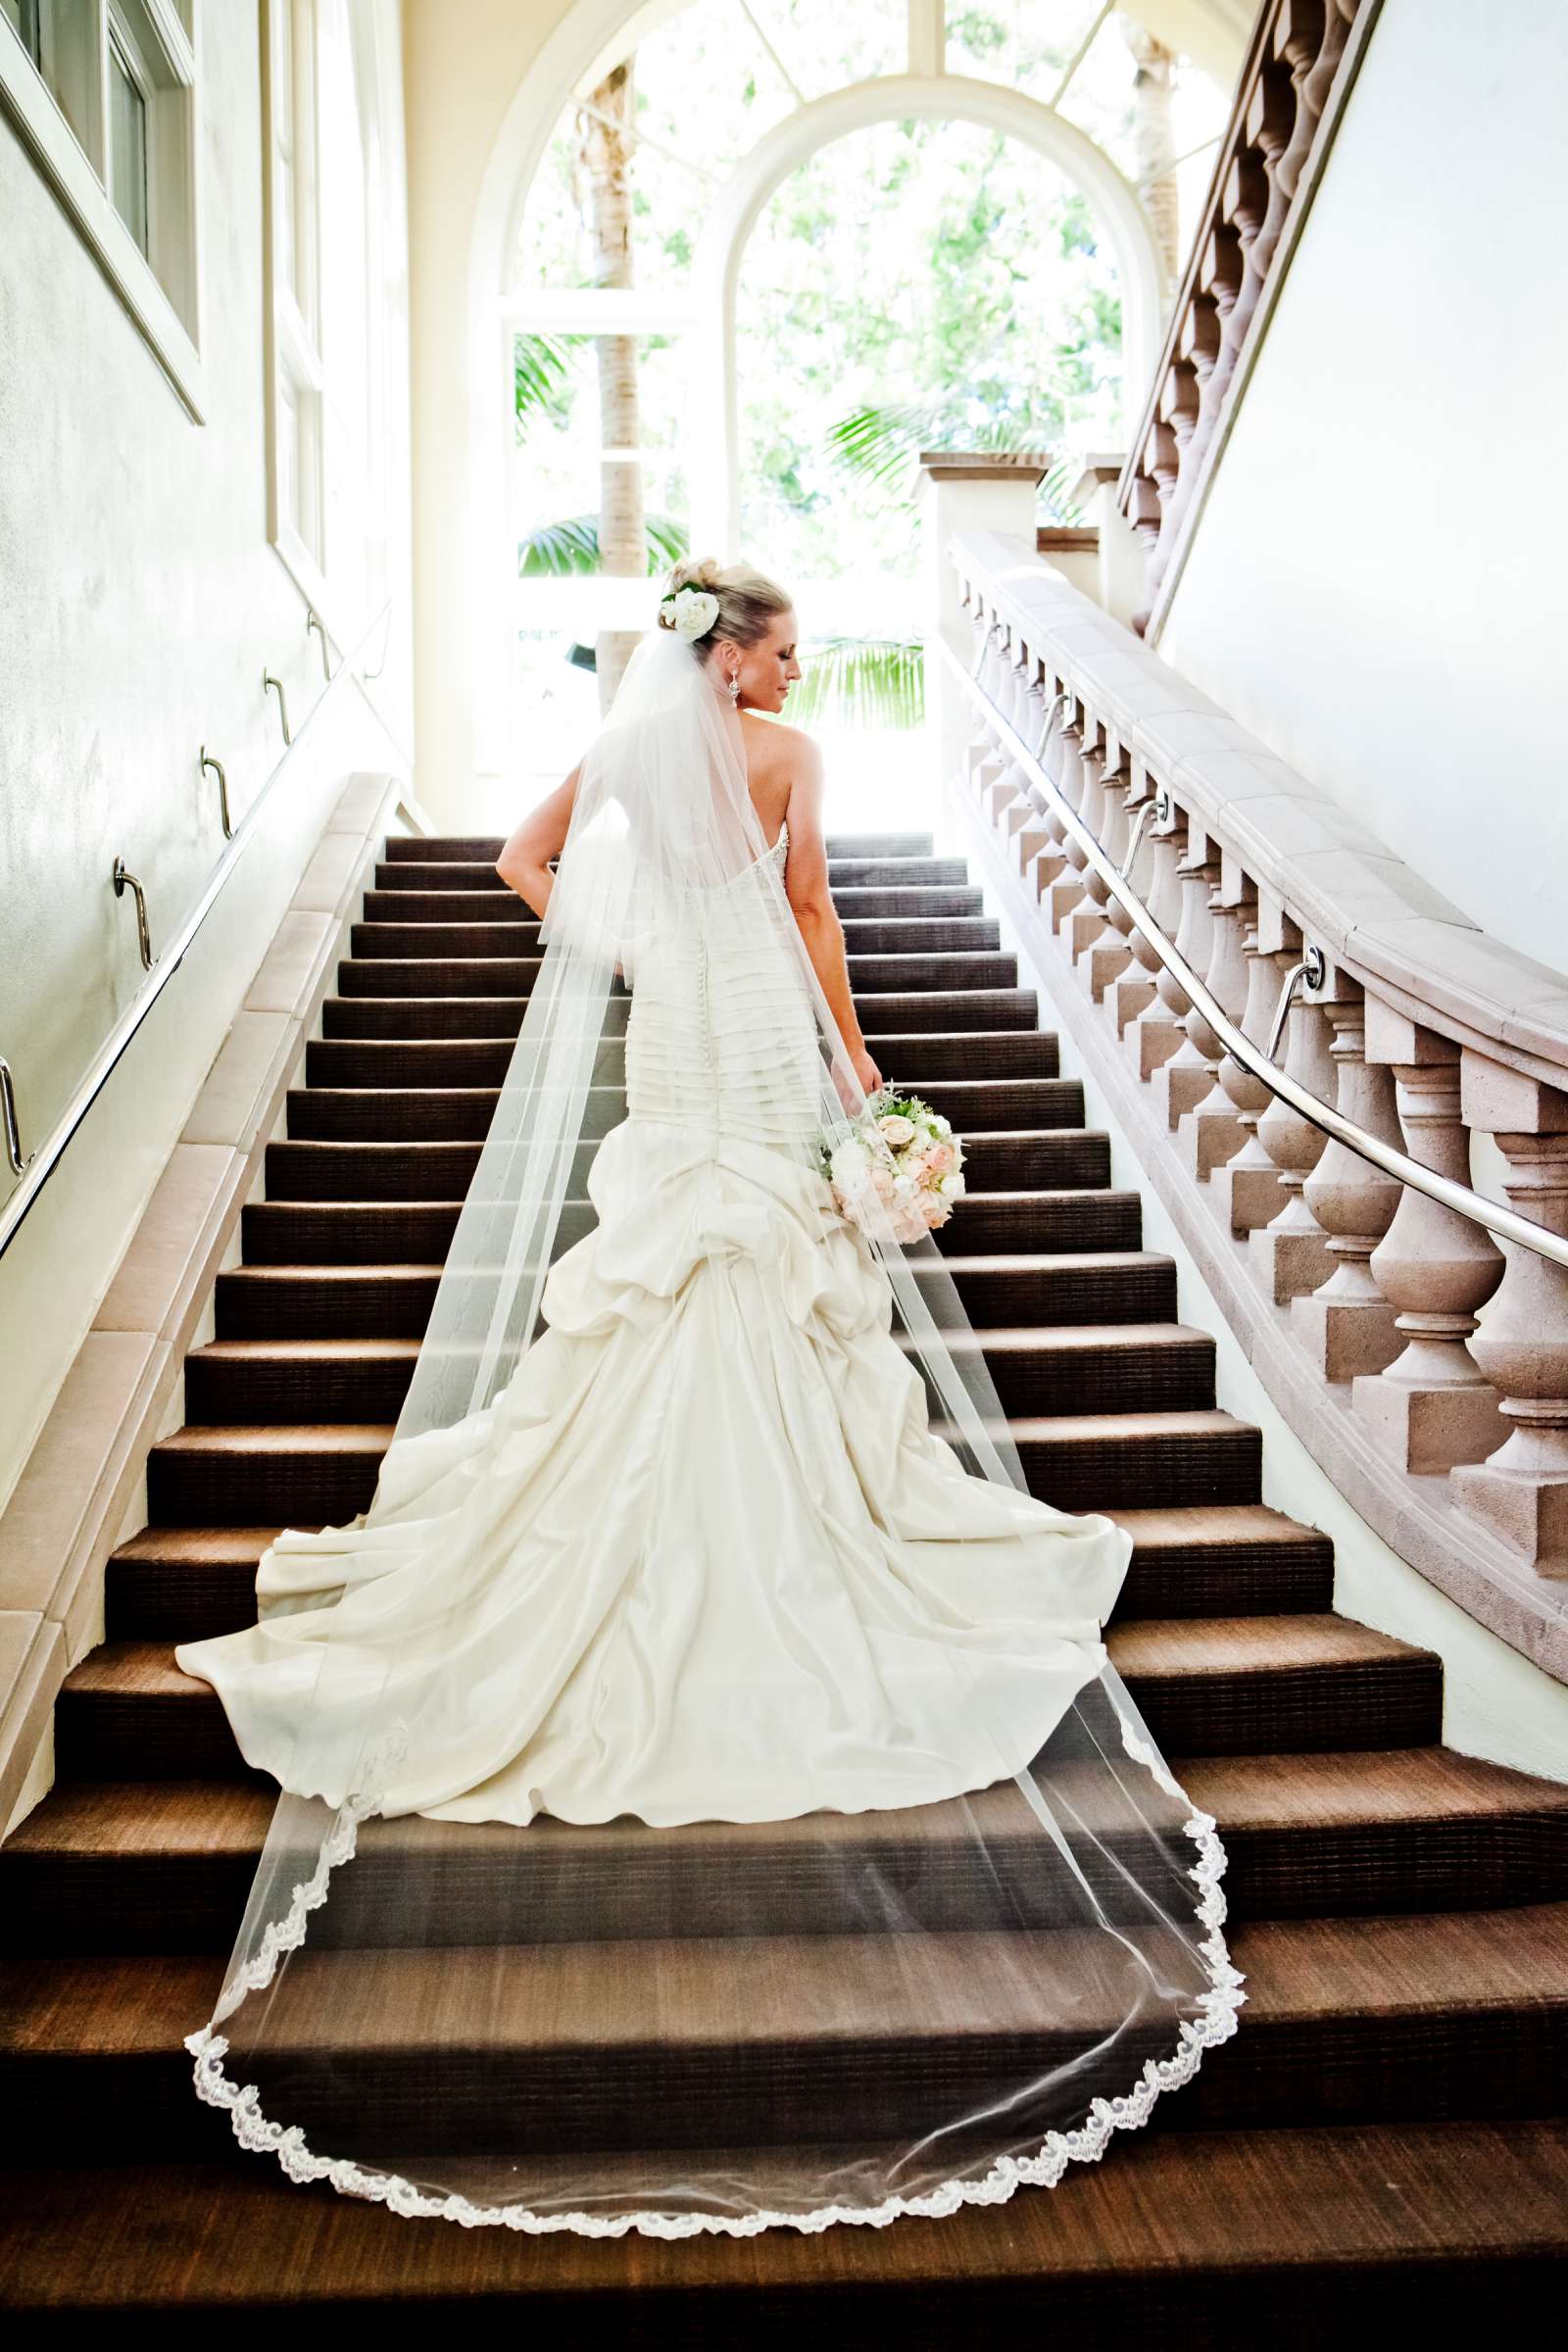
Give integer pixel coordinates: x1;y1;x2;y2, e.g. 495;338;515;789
0;0;204;418
261;0;395;653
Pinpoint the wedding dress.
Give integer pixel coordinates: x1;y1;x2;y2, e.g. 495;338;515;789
175;618;1244;2237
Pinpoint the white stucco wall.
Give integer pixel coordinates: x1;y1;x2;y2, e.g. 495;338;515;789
0;2;413;1500
1157;0;1568;978
403;0;578;835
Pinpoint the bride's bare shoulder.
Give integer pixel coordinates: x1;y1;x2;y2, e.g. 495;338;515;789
742;711;822;775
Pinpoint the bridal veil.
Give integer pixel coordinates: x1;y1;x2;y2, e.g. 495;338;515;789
183;615;1245;2236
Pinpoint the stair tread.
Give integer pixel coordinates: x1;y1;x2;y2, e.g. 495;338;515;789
15;1745;1568;1865
108;1501;1329;1570
151;1424;395;1453
8;1901;1568;2063
68;1613;1429;1708
999;1407;1252;1441
187;1322;1208;1364
3;2121;1567;2308
1103;1613;1437;1679
149;1408;1247;1452
220;1250;1170;1289
1107;1503;1329;1550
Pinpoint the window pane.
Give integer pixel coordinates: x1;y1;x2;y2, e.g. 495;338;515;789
512;329;691;595
1;0;42;67
109;38;149;256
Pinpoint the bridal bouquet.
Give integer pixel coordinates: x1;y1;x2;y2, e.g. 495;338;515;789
821;1087;966;1245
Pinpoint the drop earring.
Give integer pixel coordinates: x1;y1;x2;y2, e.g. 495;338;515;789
727;672;741;705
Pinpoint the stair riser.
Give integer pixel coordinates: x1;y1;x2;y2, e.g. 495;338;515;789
235;1162;1122;1266
261;1129;1091;1202
182;1338;1217;1427
58;1643;1423;1787
306;1030;1062;1090
282;1078;1086;1144
1013;1426;1261;1512
147;1446;385;1526
321;988;1044;1040
382;849;962;885
211;1250;1165;1345
145;1419;1259;1525
335;955;1021;1000
350;918;1004;959
11;1807;1568;1957
104;1538;1336;1644
383;833;939;861
367;886;989;921
14;1988;1567;2167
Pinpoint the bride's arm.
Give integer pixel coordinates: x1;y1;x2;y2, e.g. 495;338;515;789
495;764;581;918
784;751;883;1101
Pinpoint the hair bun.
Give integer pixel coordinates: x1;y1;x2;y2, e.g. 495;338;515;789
667;555;724;596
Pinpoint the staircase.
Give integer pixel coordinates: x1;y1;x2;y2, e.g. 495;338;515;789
3;829;1567;2329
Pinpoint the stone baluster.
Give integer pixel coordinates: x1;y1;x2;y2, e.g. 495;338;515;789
1111;773;1160;1036
1067;731;1119;970
1450;1061;1568;1576
1124;810;1190;1079
978;618;1008;707
1152;845;1221;1132
1179;865;1252;1180
1350;1007;1504;1473
1010;675;1056;882
1087;760;1137;1005
966;618;1006;801
1024;682;1074;904
1248;934;1335;1303
1290;973;1403;1382
1211;914;1289;1235
1047;704;1089;934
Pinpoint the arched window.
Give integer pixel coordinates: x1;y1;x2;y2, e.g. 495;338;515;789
486;1;1227;794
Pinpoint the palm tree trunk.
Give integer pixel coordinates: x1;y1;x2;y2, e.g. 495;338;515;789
577;62;645;710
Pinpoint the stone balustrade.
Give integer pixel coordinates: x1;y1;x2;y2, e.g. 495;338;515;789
1116;0;1379;638
947;526;1568;1681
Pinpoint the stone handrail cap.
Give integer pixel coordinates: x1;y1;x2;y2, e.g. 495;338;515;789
919;451;1054;485
953;528;1568;1087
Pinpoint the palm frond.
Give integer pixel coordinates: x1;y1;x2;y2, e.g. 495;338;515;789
825;404;946;492
519;514;604;576
646;513;689;569
514;333;576;441
519;512;691;577
788;638;924;730
1041;454;1088;527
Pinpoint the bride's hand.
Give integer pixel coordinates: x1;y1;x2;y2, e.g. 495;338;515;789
835;1046;883;1111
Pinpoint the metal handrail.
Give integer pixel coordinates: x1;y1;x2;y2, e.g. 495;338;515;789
942;636;1568;1271
111;858;153;969
0;596;394;1263
200;747;233;840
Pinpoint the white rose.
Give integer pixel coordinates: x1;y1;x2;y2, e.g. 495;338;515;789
938;1170;964;1199
877;1113;916;1149
661;586;719;641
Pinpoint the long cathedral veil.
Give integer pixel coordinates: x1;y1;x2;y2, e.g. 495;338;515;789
183;616;1245;2235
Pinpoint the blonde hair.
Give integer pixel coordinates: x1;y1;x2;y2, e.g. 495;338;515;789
660;556;793;656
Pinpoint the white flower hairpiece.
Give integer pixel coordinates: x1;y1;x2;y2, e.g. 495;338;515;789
659;585;720;642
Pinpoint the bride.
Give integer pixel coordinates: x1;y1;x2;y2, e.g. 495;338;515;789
174;556;1244;2237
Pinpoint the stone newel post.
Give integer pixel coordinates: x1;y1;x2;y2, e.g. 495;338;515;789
921;453;1054;789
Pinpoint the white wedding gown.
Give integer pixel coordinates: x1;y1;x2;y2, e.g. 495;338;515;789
176;820;1134;1826
177;668;1241;2237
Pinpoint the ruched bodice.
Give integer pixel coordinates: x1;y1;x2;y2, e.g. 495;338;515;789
624;821;823;1152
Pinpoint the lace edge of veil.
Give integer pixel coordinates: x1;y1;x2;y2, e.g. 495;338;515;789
183;1697;1249;2242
